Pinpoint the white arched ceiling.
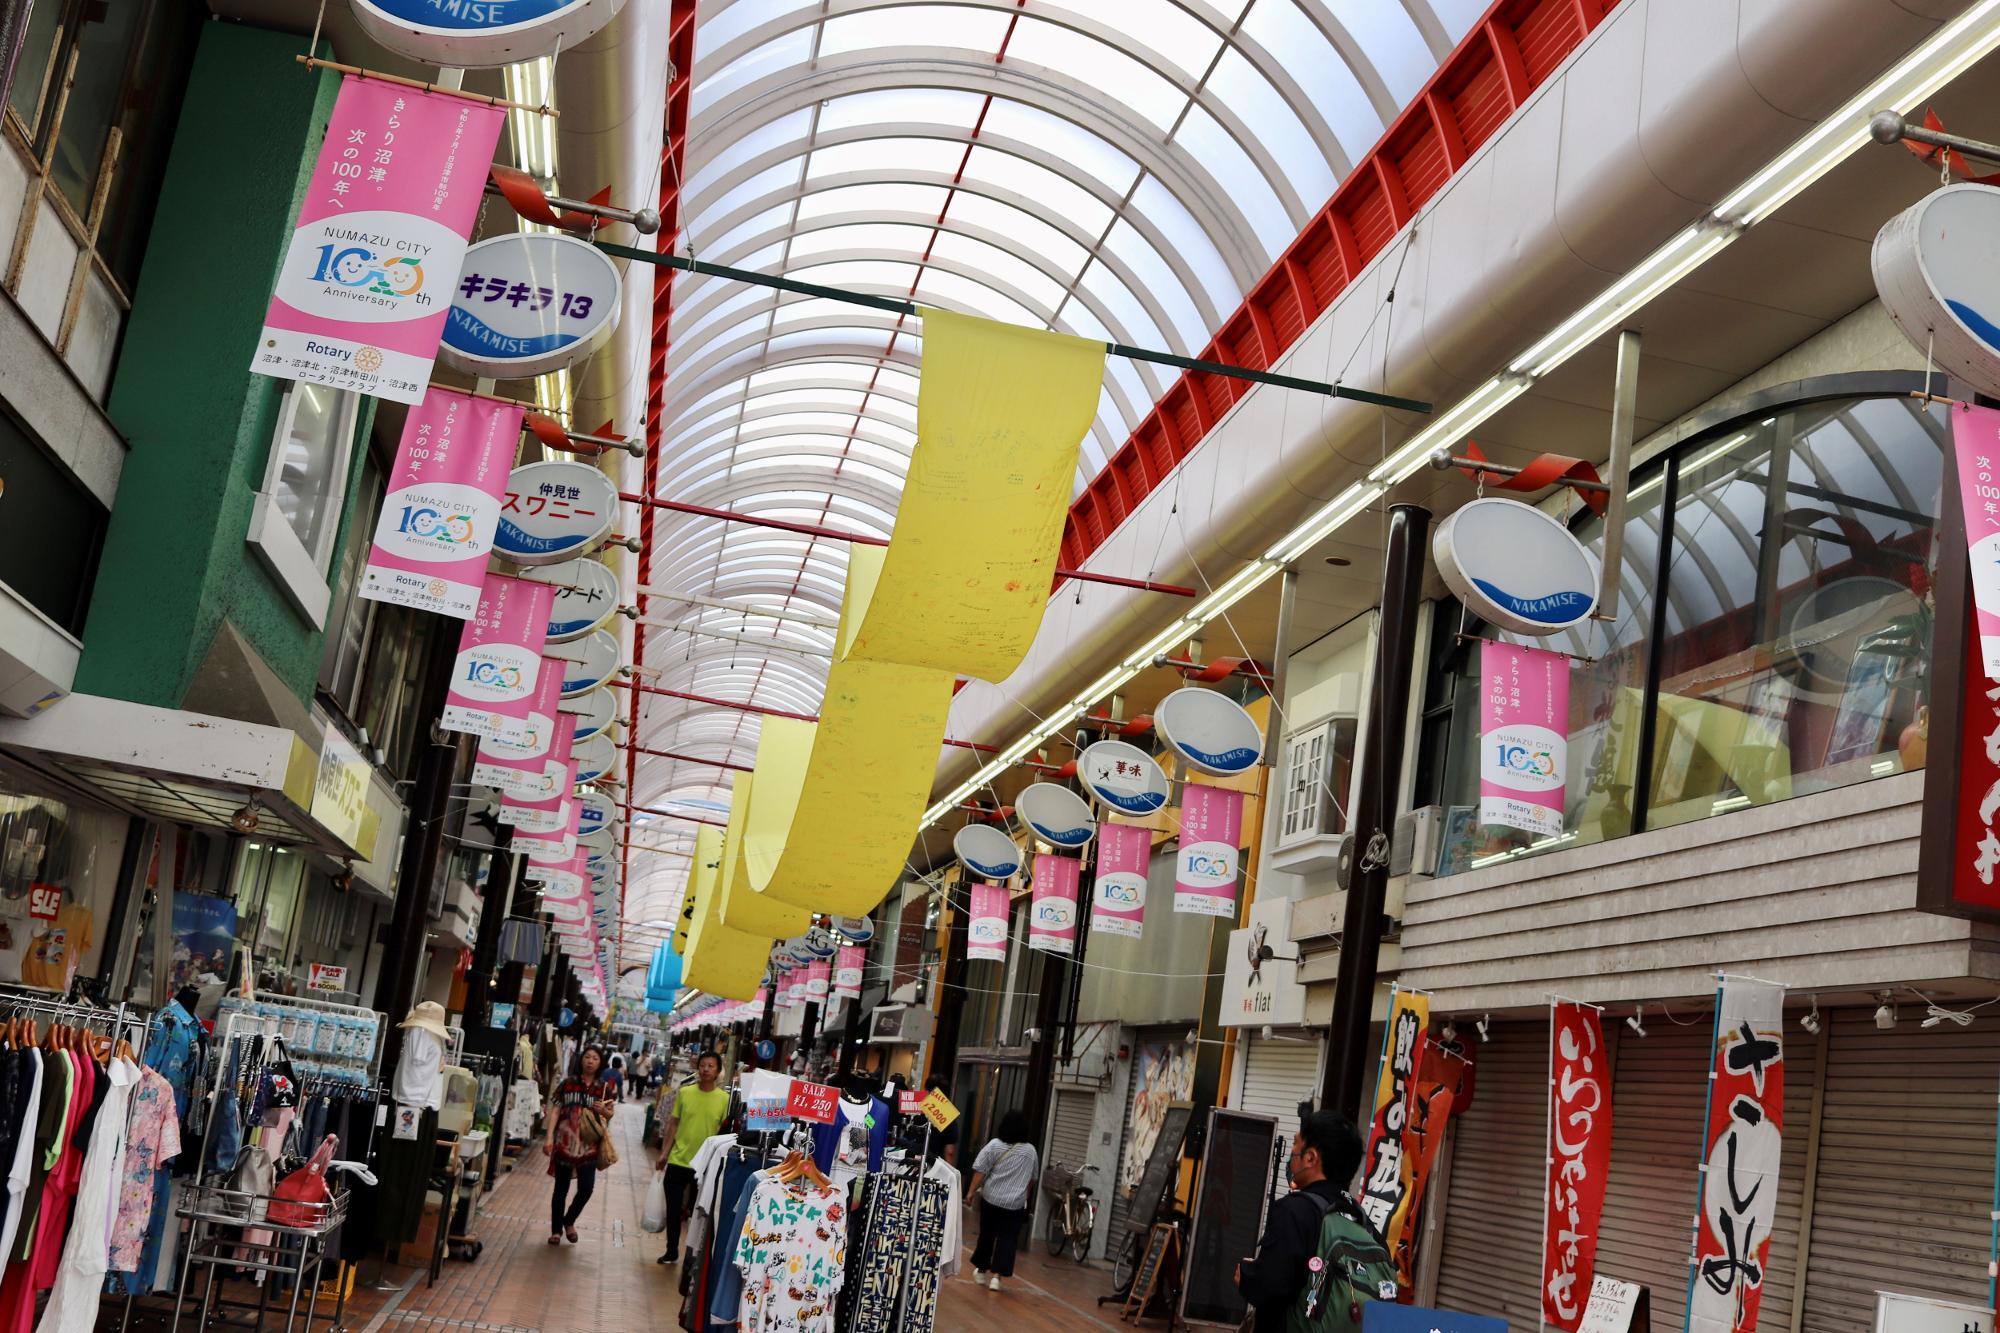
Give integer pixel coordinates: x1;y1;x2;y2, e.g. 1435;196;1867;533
624;0;1483;947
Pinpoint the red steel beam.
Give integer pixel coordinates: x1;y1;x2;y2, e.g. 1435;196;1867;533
629;745;753;773
612;680;1005;755
620;491;1198;597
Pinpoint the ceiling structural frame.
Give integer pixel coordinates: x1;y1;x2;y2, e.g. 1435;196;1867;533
618;0;1589;949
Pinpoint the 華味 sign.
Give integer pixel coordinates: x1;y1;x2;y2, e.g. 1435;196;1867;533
252;79;502;404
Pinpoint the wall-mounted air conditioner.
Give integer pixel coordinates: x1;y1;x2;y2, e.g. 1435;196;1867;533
1390;806;1447;879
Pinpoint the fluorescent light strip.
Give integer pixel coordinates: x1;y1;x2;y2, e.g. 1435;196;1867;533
915;7;2000;836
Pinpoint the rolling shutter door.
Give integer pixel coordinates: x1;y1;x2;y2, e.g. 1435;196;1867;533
1238;1035;1322;1199
1109;1056;1144;1258
1047;1087;1095;1177
1433;1022;1545;1328
1800;1011;2000;1332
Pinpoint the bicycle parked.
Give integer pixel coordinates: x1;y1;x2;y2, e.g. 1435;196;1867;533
1041;1160;1100;1262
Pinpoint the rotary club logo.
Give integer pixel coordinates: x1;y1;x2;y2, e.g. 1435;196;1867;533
427;578;447;599
354;346;384;373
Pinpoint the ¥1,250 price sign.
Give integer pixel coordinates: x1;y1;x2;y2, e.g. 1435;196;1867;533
787;1079;839;1124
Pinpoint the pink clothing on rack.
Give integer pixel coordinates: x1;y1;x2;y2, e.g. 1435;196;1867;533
0;1052;83;1333
31;1053;94;1289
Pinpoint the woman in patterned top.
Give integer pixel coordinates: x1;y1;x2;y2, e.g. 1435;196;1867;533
543;1044;615;1245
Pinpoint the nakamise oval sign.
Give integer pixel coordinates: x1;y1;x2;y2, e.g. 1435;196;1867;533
1431;496;1599;637
494;461;617;564
1874;183;2000;401
349;0;628;69
438;232;622;379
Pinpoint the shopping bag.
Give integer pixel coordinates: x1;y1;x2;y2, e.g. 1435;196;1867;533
641;1169;668;1233
267;1133;338;1228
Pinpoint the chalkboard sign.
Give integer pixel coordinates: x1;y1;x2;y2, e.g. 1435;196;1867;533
1181;1108;1278;1327
1129;1100;1194;1237
1124;1224;1178;1324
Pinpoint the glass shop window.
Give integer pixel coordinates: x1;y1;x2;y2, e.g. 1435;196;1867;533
1422;390;1939;874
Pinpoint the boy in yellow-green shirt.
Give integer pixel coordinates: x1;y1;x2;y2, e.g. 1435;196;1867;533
657;1051;729;1265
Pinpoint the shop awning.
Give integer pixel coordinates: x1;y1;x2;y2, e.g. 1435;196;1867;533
0;693;377;861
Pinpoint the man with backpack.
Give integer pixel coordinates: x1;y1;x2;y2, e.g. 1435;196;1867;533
1236;1110;1397;1332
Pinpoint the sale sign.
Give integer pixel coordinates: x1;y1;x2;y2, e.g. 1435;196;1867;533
1093;822;1149;938
251;79;502;404
787;1080;839;1124
968;883;1010;962
1543;1003;1612;1330
441;575;551;743
1688;978;1784;1333
1478;639;1569;837
360;389;518;619
307;963;349;994
26;884;59;923
1028;853;1079;954
1175;782;1243;918
834;945;864;997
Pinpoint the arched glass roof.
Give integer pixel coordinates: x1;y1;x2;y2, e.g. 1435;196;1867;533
625;0;1484;941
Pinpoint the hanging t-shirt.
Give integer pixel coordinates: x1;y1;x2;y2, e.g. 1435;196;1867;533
734;1176;847;1333
0;901;93;991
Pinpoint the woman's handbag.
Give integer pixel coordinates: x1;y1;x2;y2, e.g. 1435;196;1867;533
267;1133;338;1228
577;1108;606;1148
595;1118;620;1168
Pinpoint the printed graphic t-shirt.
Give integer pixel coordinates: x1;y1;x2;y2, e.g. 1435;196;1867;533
733;1177;846;1333
16;904;93;991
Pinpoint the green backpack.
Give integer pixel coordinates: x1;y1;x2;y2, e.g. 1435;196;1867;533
1282;1196;1398;1333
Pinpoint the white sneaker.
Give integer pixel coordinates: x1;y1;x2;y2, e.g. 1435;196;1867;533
988;1276;1002;1292
972;1270;988;1284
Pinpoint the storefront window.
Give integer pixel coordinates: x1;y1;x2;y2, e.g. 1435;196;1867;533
233;841;307;977
0;781;130;994
1424;385;1937;873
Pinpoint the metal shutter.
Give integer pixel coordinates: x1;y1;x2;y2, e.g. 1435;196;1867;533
1433;1022;1545;1328
1238;1035;1322;1198
1800;1010;2000;1331
1047;1087;1095;1177
1108;1055;1144;1257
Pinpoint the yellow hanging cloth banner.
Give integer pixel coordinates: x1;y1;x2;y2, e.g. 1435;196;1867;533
717;776;811;936
680;822;772;999
737;309;1105;917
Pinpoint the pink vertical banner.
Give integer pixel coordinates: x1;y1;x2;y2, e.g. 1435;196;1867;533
1093;823;1150;939
834;946;864;997
1029;854;1080;955
474;661;562;799
1175;783;1244;918
252;80;504;404
1954;403;2000;681
512;771;578;859
441;575;550;744
967;883;1010;962
501;712;575;831
805;961;830;1001
360;389;519;618
1477;639;1569;837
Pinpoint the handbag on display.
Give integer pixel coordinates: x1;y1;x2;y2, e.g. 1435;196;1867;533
267;1133;339;1228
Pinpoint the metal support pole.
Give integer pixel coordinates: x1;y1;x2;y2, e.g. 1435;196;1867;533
1870;110;2000;166
1321;504;1431;1119
461;848;513;1035
375;632;459;1079
799;1000;821;1070
1593;329;1641;622
1263;568;1301;766
928;879;972;1080
1020;929;1068;1165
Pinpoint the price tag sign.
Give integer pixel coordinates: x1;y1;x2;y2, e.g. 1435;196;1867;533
26;884;59;923
307;963;348;993
919;1088;960;1131
786;1079;839;1125
898;1091;926;1116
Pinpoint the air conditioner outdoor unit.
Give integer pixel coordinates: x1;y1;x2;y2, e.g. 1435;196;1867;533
1391;806;1447;878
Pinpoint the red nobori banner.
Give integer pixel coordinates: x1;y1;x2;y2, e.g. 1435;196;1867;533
1543;1002;1612;1330
1688;977;1785;1333
440;575;551;744
1360;987;1428;1294
252;79;502;404
360;388;518;619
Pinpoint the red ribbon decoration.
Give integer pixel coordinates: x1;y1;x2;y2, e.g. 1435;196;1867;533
489;164;618;231
1898;108;2000;185
1459;440;1609;516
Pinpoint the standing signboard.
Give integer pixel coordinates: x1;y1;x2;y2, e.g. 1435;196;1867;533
360;389;519;618
252;80;501;404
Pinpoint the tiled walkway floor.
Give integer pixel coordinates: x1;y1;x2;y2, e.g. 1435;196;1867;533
96;1104;1149;1333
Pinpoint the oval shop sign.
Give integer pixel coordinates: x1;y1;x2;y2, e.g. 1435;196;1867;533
495;460;617;565
349;0;628;68
439;232;621;380
1431;496;1599;637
